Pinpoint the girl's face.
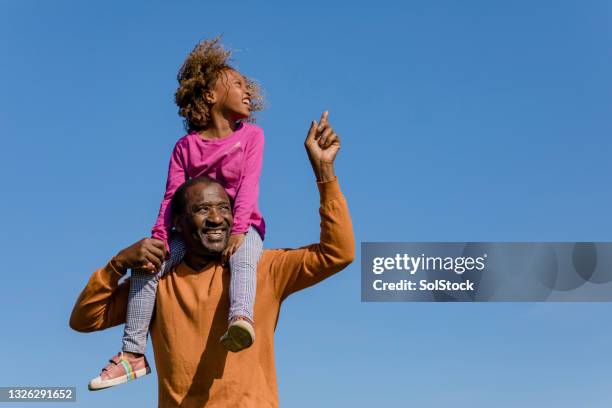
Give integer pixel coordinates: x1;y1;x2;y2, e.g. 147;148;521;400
208;69;251;121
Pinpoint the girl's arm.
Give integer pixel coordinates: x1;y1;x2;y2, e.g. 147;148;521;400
151;139;189;250
231;128;265;235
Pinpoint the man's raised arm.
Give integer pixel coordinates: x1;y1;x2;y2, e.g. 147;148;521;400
270;112;356;300
69;238;165;332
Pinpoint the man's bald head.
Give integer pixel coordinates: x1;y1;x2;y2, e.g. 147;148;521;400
171;176;227;220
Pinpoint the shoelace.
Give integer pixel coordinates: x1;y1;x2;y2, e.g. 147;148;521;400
101;355;122;375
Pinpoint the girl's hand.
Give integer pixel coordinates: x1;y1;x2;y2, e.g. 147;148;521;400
223;233;246;264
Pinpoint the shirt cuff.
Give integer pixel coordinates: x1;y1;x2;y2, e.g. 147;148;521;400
105;259;127;279
316;177;342;203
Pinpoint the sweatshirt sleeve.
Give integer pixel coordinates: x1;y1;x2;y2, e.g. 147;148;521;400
152;139;189;249
231;129;264;235
269;178;355;301
69;262;130;332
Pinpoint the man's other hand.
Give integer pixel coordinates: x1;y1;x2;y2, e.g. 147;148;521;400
112;238;167;273
305;111;340;182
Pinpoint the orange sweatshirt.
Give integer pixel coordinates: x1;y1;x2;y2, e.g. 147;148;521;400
70;178;355;407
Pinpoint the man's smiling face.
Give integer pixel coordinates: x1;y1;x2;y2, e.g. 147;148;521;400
175;181;233;256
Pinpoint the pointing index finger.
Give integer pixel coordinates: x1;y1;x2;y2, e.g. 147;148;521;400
318;111;329;130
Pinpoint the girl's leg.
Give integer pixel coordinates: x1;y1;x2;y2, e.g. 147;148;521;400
228;226;263;323
123;233;186;353
219;226;262;352
122;270;159;354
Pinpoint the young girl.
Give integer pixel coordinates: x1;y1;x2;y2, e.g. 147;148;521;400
88;37;266;391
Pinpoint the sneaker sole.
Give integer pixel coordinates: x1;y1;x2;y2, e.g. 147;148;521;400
220;325;254;352
88;366;151;391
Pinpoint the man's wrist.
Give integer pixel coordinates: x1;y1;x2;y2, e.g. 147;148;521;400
314;162;336;182
108;257;128;277
316;176;342;202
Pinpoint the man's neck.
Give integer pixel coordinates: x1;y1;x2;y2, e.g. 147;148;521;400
183;253;222;271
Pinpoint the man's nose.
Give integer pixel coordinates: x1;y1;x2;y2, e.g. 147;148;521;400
206;208;223;224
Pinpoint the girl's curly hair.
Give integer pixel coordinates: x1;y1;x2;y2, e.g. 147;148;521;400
175;37;264;132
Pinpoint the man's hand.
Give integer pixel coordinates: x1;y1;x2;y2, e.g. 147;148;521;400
112;238;167;273
304;111;341;182
222;233;246;264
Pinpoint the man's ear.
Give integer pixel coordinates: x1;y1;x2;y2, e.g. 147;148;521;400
173;215;182;233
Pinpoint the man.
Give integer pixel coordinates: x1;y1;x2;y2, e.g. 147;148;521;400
70;113;354;407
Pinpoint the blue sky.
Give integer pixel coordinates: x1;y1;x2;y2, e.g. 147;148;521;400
1;0;611;406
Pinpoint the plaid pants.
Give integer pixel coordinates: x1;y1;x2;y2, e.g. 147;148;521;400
122;227;263;354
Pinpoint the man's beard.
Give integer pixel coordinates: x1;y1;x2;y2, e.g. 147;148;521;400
193;229;229;255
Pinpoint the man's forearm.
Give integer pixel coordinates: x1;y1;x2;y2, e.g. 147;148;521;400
69;262;129;332
272;177;355;299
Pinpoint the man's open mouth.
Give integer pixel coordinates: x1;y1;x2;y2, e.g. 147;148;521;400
201;228;226;241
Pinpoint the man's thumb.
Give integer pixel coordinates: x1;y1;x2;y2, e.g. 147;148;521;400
305;120;318;143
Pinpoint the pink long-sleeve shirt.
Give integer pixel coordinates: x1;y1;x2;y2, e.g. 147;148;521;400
152;122;265;248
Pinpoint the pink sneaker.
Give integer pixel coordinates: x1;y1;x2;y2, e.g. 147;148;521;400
88;352;151;391
220;318;256;352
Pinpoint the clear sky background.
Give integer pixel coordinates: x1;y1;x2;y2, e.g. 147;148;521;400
1;0;611;406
